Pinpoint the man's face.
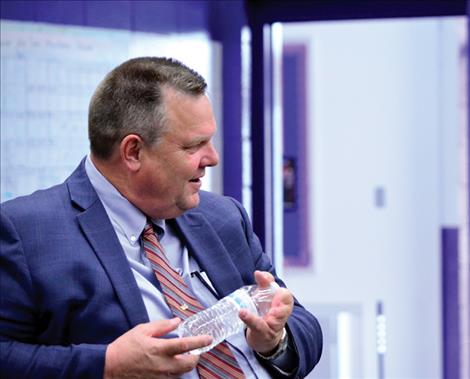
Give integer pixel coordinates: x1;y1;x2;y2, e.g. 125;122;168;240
133;88;219;219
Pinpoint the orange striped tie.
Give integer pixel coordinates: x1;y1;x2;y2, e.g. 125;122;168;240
142;222;245;379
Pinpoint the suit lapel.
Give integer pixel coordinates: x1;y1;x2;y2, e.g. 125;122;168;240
68;160;149;327
173;212;244;298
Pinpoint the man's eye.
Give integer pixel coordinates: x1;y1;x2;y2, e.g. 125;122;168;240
183;144;200;152
183;142;205;152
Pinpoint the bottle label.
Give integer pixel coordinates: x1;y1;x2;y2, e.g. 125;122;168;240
226;289;257;314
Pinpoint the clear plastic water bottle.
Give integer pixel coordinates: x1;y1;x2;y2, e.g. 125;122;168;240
177;281;280;355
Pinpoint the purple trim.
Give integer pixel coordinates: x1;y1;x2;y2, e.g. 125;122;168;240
0;0;212;33
209;1;246;201
467;0;470;329
282;44;310;267
85;1;132;29
34;1;86;25
1;0;35;21
442;228;460;379
249;21;266;247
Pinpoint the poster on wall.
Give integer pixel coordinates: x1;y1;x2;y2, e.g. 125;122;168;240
283;156;297;210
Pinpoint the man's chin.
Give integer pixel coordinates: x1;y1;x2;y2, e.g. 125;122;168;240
178;193;200;211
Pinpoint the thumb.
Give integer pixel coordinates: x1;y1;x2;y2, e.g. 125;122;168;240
254;270;274;288
139;317;181;337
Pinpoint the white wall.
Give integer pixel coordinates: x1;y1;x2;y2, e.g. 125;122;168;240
282;17;464;379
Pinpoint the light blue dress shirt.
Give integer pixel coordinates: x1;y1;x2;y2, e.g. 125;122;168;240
85;156;271;378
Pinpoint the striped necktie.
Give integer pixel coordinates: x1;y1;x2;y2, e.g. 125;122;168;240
142;222;245;379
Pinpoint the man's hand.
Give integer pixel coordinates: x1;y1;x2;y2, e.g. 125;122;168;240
239;271;294;355
104;317;212;379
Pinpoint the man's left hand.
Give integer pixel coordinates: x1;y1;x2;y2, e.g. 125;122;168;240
239;270;294;355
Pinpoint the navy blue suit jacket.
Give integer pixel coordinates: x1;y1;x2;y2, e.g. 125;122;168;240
0;160;322;378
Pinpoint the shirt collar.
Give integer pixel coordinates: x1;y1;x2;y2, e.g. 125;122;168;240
85;155;166;243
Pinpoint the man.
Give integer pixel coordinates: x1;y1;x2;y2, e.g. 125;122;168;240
0;57;322;378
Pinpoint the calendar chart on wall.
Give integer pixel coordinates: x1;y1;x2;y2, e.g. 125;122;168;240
0;20;218;201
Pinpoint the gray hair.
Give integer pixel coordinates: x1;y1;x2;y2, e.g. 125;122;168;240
88;57;207;159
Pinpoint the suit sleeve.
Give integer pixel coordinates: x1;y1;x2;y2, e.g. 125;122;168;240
0;210;106;379
228;197;323;378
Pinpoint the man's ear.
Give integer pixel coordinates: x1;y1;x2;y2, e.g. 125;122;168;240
120;134;143;172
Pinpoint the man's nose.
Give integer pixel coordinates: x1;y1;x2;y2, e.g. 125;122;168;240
202;143;219;167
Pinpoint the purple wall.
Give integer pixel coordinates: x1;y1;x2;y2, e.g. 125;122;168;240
0;0;210;34
0;0;246;201
442;228;460;379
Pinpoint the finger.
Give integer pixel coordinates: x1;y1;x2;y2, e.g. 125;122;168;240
254;270;275;288
267;304;291;320
140;317;181;337
239;308;258;325
170;354;201;374
270;288;293;310
267;291;294;320
239;309;271;333
156;354;201;378
263;312;289;333
162;335;213;356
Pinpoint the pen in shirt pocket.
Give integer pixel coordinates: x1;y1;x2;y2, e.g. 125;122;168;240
190;270;219;299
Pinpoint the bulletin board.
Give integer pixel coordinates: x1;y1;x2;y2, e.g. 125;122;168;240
0;20;219;201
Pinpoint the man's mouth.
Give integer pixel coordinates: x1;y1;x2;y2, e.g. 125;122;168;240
189;174;204;183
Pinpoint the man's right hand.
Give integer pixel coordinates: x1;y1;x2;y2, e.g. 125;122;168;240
104;318;212;379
